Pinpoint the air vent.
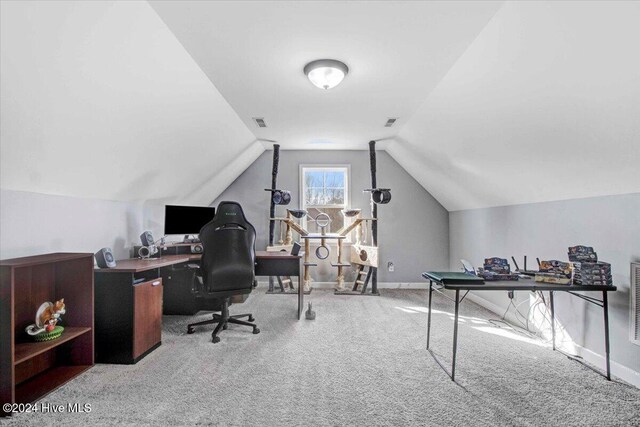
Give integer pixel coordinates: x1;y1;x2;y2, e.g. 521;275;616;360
253;117;267;128
384;118;398;127
631;262;640;346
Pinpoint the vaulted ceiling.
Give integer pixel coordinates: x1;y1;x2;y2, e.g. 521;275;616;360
390;1;640;210
149;0;502;150
1;0;260;206
1;1;639;211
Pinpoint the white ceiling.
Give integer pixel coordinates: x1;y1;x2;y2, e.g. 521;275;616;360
1;1;259;205
2;1;638;211
391;0;640;210
149;0;502;150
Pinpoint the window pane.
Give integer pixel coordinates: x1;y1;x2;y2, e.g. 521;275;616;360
304;171;324;188
305;187;325;205
324;188;344;205
302;165;348;234
324;171;345;188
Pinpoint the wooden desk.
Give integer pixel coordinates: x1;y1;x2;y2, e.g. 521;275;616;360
176;251;304;319
94;255;192;273
422;272;617;382
93;258;186;364
161;252;304;318
255;251;304;319
94;252;305;363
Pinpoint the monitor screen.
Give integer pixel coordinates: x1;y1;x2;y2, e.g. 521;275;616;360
164;205;216;235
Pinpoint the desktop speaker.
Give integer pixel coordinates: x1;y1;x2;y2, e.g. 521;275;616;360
95;247;116;268
138;246;151;259
140;231;155;247
190;244;203;254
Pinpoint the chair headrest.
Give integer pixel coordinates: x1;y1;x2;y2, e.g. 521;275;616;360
204;201;252;231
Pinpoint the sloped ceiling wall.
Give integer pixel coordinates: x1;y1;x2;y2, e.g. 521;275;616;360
389;1;640;211
0;0;261;206
148;0;503;150
2;1;638;212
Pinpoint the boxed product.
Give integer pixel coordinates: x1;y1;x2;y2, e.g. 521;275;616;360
572;260;612;286
573;278;613;286
478;257;518;281
483;257;511;274
539;260;573;276
536;260;573;285
572;261;611;275
478;270;520;281
535;272;572;285
568;245;598;262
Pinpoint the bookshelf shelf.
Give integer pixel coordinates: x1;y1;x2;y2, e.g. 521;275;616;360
1;252;94;417
14;327;92;365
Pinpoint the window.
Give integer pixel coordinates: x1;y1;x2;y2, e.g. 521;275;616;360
300;165;350;235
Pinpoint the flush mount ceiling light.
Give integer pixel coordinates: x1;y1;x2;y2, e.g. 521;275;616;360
304;59;349;90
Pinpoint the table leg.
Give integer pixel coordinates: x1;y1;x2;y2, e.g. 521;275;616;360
336;239;344;290
298;272;303;320
550;291;556;351
451;289;460;381
427;280;433;350
603;291;611;380
304;239;310;291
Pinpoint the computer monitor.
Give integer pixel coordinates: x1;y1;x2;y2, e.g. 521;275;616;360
164;205;216;236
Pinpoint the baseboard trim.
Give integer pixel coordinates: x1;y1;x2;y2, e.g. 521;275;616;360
564;343;640;388
256;281;427;289
465;292;505;316
466;292;640;388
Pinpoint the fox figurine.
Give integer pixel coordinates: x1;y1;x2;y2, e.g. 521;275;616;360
25;299;66;335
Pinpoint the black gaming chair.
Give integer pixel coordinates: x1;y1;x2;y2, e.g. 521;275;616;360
187;201;260;343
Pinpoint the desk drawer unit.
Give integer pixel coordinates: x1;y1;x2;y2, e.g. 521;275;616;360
133;279;163;360
94;273;163;364
161;266;199;315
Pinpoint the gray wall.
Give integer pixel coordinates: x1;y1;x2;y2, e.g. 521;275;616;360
0;189;145;260
449;192;640;375
213;150;449;283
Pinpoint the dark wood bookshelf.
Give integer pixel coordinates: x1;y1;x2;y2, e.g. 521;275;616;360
14;327;92;365
15;365;93;404
1;253;94;417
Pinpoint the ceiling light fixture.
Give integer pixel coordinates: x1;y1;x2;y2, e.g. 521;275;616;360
304;59;349;90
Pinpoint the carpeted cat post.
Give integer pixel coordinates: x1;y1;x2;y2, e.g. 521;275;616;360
369;140;378;295
267;143;280;292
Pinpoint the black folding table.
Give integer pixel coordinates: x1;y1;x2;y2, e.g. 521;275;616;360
422;271;617;382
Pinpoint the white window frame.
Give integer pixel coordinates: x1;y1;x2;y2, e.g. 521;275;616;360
299;164;351;241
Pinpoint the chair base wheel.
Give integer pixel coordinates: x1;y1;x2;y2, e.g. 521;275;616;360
248;316;255;322
253;327;260;334
187;328;194;334
212;336;221;343
222;323;228;330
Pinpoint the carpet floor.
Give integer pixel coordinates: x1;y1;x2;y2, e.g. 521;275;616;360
2;288;639;426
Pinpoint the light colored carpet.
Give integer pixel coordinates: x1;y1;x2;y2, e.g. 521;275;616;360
2;288;639;426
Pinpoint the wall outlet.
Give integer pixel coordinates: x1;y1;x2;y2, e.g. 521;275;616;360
388;262;395;272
